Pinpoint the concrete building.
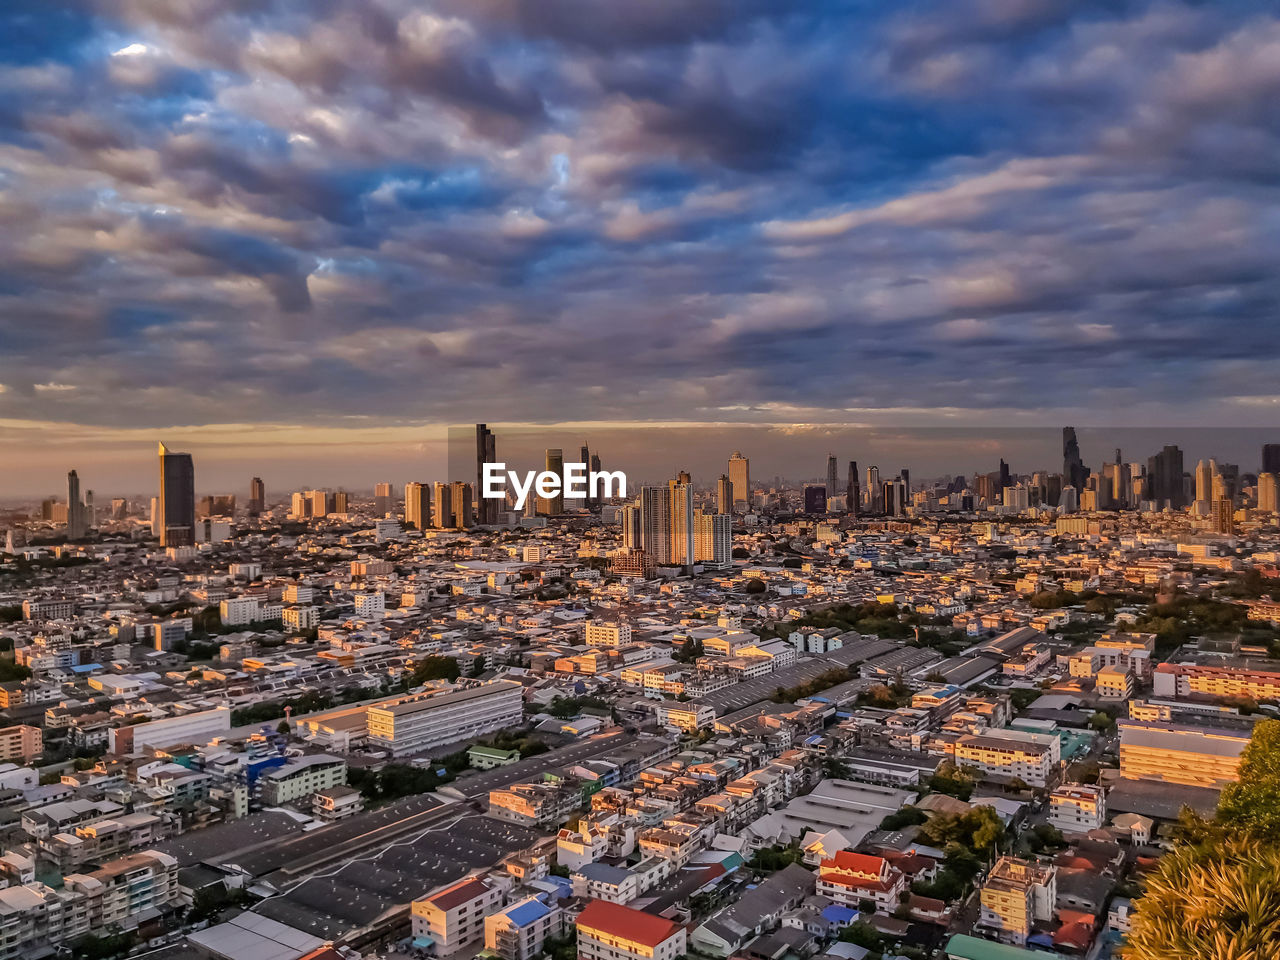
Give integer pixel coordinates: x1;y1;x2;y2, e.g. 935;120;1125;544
484;896;563;960
1048;784;1107;834
353;592;385;620
953;729;1060;787
412;875;505;955
109;706;231;754
816;851;907;915
1118;719;1251;787
979;857;1057;945
585;622;632;647
258;755;347;806
0;725;42;763
366;680;523;757
1153;661;1280;702
576;899;686;960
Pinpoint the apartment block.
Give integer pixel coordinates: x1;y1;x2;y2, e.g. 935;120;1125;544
366;680;523;757
1048;784;1107;834
1118;719;1251;787
258;755;347;806
0;725;42;763
411;875;505;955
576;899;686;960
979;857;1057;945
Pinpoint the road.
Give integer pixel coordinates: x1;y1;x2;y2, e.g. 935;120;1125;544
452;728;630;800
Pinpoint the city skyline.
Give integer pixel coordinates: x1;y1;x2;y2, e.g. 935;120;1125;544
4;1;1280;475
4;424;1278;502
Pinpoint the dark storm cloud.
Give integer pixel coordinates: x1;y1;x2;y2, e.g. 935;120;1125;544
2;0;1280;435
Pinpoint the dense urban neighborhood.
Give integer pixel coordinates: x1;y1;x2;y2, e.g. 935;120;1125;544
1;434;1279;960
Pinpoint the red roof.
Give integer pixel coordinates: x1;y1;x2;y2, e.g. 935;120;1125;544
820;850;887;877
577;899;682;948
426;876;492;911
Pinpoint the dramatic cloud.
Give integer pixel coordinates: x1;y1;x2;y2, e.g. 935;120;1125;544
3;0;1280;453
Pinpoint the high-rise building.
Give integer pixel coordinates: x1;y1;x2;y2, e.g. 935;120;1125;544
432;482;453;529
1063;427;1087;493
539;449;565;515
1259;473;1278;512
374;482;393;516
866;465;881;513
450;480;473;528
1263;444;1280;477
846;461;860;517
1212;499;1235;535
475;424;497;524
310;490;331;517
1146;444;1185;509
333;491;349;514
825;455;838;511
714;475;732;515
728;452;750;513
694;510;732;569
900;468;910;496
804;484;827;514
589;453;603;504
158;442;195;546
639;485;671;564
110;497;127;521
669;476;695;567
248;477;265;516
620;503;642;548
66;470;85;540
404;482;431;531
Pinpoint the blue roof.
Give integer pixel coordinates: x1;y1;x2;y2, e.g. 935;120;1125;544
504;899;551;927
822;904;858;923
71;664;101;673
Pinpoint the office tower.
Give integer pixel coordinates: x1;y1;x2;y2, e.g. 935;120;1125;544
825;455;838;511
883;478;906;516
1213;463;1239;505
669;476;695;567
158;442;195;546
1195;459;1214;505
432;482;453;529
620;503;642;548
310;490;331;518
374;482;393;516
639;485;671;564
404;482;431;531
716;475;732;515
1059;485;1079;513
111;498;127;521
539;449;565;515
1212;499;1235;535
247;477;265;516
1147;444;1186;509
475;424;497;524
846;461;860;517
290;491;311;518
84;490;94;529
1264;444;1280;477
804;484;827;514
728;452;750;513
333;491;349;514
589;453;603;503
900;468;910;496
450;480;473;528
998;459;1010;493
1258;473;1278;512
975;473;995;506
694;510;732;568
866;465;881;512
66;470;85;539
1063;426;1088;492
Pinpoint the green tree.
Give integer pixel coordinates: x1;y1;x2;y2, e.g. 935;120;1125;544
1216;718;1280;841
412;655;461;685
1122;838;1280;960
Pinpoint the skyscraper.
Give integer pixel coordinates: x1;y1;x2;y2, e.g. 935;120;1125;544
450;480;473;528
728;452;750;513
1263;444;1280;477
694;510;732;569
1258;473;1278;513
669;475;695;567
716;475;732;515
1195;459;1214;505
1146;444;1186;509
333;491;349;514
1063;426;1087;492
475;424;497;524
158;442;195;546
539;449;565;515
825;455;838;512
639;485;671;564
866;465;881;513
432;482;453;529
66;470;85;540
248;476;265;516
620;503;642;548
847;461;860;517
374;482;393;516
804;485;827;514
404;482;431;531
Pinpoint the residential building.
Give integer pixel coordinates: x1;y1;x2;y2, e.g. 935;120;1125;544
259;755;347;806
1118;719;1251;787
484;896;563;960
0;725;42;763
366;681;523;757
576;899;686;960
411;876;504;955
1048;784;1106;834
979;857;1057;945
816;851;906;915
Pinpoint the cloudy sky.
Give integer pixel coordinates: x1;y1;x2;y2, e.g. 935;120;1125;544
2;0;1280;495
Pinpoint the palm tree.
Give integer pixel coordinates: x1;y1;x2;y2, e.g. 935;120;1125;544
1122;838;1280;960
